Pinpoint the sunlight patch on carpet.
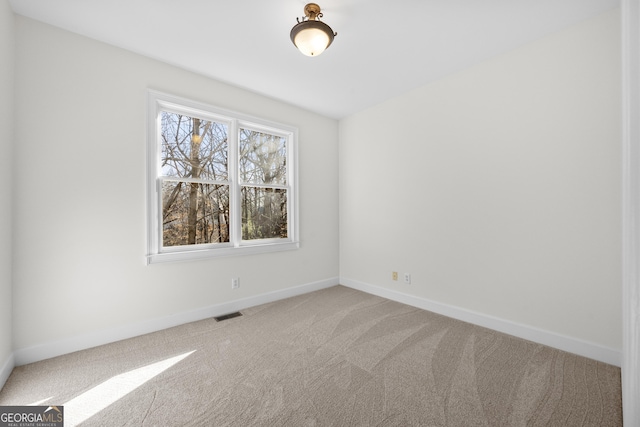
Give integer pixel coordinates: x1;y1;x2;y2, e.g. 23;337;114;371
29;396;53;406
63;350;195;426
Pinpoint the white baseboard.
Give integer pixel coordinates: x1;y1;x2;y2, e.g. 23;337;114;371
14;277;339;366
340;277;621;367
0;352;15;390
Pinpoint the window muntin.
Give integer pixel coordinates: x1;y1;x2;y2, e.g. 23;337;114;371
147;91;298;263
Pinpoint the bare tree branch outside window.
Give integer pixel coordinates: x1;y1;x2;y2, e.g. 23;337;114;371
161;112;230;247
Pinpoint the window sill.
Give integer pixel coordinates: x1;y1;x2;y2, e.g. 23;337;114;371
146;241;300;264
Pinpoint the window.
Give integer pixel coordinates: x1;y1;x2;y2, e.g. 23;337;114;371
146;91;298;263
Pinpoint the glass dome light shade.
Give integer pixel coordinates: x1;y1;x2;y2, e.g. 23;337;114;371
290;20;335;57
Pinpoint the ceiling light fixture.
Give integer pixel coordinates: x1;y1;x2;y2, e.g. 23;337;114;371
290;3;337;57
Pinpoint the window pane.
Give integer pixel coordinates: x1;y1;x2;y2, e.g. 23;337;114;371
239;129;286;185
161;112;228;181
162;181;230;247
241;187;287;240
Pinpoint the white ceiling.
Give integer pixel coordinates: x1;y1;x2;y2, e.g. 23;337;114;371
9;0;620;119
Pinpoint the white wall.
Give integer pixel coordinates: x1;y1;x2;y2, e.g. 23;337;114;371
0;0;14;379
340;9;621;351
622;0;640;422
12;17;339;353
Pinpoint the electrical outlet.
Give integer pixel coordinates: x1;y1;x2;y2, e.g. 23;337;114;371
403;273;411;284
392;271;398;281
232;278;240;289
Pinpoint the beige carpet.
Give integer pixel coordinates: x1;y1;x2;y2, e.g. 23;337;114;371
0;285;622;426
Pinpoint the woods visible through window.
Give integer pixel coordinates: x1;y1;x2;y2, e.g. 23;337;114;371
239;128;288;240
161;113;230;246
147;91;298;263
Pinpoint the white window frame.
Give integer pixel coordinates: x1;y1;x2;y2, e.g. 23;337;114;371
146;90;299;264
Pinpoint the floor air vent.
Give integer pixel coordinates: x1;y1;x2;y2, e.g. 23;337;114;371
214;312;242;322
